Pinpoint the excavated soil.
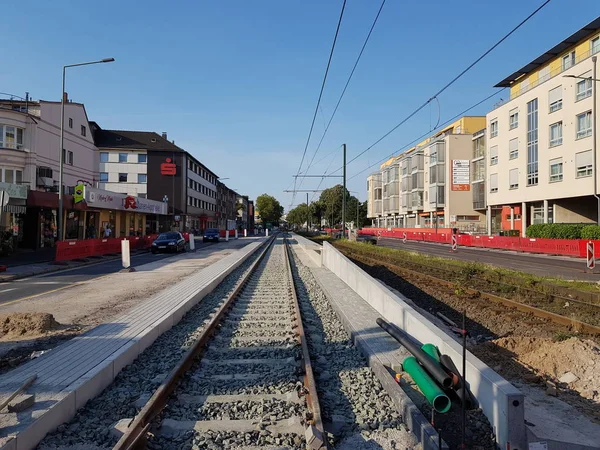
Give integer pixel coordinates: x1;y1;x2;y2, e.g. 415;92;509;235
0;313;60;338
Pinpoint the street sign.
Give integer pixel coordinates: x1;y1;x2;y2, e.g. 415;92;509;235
0;191;9;207
587;241;595;270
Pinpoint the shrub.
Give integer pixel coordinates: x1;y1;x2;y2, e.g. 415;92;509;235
581;225;600;240
526;223;589;239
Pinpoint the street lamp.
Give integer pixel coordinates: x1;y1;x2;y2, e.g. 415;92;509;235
58;57;114;241
564;55;599;224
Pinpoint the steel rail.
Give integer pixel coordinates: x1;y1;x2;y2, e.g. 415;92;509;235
113;236;277;450
342;249;600;336
284;237;328;449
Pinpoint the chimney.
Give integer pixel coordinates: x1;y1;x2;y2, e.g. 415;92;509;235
162;132;167;140
63;92;68;103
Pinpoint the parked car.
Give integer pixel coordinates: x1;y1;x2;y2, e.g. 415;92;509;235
151;232;186;253
203;228;220;243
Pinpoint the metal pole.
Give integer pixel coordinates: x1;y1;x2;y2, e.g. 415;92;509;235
435;193;438;234
342;143;346;239
593;56;599;225
58;66;66;241
356;199;359;230
306;192;309;233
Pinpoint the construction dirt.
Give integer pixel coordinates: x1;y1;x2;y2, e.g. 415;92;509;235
0;313;60;338
472;336;600;420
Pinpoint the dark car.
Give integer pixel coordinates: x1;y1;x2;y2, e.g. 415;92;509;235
203;228;220;243
152;232;186;254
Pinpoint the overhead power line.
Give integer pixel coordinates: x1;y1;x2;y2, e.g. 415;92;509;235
343;0;551;169
303;0;386;178
291;0;348;206
347;89;506;181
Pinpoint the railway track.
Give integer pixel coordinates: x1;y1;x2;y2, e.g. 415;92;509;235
113;236;326;450
339;247;600;336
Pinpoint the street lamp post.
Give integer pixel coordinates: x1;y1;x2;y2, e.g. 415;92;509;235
564;56;599;224
58;58;114;241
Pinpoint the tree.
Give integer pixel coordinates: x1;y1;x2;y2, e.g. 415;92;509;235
256;194;283;225
286;204;309;227
319;184;361;228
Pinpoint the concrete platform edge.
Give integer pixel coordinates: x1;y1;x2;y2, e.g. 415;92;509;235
306;261;446;450
0;238;267;450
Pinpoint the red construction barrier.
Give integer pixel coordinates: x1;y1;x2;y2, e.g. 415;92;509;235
357;227;600;259
219;230;235;238
56;234;161;262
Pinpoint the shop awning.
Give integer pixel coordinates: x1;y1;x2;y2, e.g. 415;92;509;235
27;191;87;211
2;204;26;214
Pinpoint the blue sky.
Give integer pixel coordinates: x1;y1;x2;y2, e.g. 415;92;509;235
3;0;600;210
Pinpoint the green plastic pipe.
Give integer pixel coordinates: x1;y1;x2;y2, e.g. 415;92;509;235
421;343;441;362
403;356;451;413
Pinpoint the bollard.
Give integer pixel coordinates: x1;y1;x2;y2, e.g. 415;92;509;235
121;239;130;269
266;229;269;237
189;233;195;251
244;229;247;237
235;229;238;239
254;229;257;236
226;231;229;242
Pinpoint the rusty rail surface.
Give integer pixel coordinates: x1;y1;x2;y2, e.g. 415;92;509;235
113;236;276;450
284;237;328;449
344;250;600;336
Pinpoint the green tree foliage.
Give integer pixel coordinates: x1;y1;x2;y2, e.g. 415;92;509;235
255;194;283;224
318;185;368;228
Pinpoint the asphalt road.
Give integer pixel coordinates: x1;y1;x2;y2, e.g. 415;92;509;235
377;237;600;282
0;241;220;306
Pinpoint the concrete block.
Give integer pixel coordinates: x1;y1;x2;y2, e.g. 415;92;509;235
108;339;141;376
157;312;174;335
111;418;133;440
136;325;160;354
72;361;115;409
15;393;76;450
7;395;35;413
0;438;16;450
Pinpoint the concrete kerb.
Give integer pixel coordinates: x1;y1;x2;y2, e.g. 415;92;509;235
321;241;527;450
0;238;268;450
290;233;322;267
308;268;446;450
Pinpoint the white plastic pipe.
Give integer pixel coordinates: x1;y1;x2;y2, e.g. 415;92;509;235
235;229;238;239
226;231;229;241
189;233;195;251
121;239;130;268
244;229;247;237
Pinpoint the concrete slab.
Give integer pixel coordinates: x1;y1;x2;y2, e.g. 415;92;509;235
0;238;267;450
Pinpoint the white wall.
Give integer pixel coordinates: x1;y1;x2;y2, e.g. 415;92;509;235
98;150;147;196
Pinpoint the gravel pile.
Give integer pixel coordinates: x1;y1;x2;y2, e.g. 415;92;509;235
38;246;265;450
288;246;417;449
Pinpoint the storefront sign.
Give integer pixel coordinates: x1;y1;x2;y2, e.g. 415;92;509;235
85;187;167;215
161;158;177;175
0;182;28;200
451;160;470;191
74;184;85;203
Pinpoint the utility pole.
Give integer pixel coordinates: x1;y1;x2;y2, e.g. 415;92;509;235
342;143;346;239
306;192;310;233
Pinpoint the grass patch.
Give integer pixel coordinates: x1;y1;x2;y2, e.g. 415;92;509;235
553;331;576;342
333;240;600;297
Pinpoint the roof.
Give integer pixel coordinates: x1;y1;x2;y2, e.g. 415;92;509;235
93;128;185;152
495;16;600;87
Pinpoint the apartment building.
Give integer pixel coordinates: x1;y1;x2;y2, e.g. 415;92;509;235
366;172;382;225
486;17;600;236
0;96;98;247
367;117;486;231
217;180;238;231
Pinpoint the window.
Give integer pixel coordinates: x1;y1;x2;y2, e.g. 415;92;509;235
138;174;147;183
549;122;563;147
100;172;109;182
68;118;73;128
119;173;128;182
576;111;592;139
592;36;600;55
138;154;147;163
38;167;53;178
490;145;498;165
527;98;539;186
81;125;86;136
520;77;530;93
509;138;518;159
16;170;22;183
549;158;563;182
562;51;575;70
16;128;23;150
509;168;518;189
576;78;592;101
509;109;519;129
67;151;73;166
490;173;498;193
119;153;128;163
100;152;109;163
490;120;498;138
576;150;593;178
538;66;551;83
549;86;562;113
